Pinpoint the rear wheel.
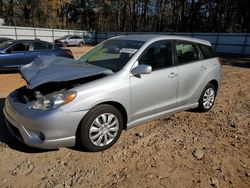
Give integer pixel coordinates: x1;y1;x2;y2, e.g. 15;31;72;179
78;42;84;47
77;104;123;152
197;83;216;112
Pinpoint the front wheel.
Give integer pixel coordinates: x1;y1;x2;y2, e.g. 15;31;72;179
77;104;123;152
197;83;216;112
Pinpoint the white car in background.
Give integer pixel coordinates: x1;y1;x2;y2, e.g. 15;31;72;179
54;35;85;47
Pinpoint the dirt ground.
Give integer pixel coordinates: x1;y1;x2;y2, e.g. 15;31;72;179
0;46;249;188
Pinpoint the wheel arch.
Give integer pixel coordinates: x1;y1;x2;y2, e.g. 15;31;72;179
98;101;128;130
75;101;127;150
196;79;219;106
208;79;219;93
76;101;128;139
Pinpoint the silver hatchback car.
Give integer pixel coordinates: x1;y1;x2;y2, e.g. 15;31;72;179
54;35;85;47
4;35;222;151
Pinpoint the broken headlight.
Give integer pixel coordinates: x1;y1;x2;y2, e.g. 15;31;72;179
31;91;77;111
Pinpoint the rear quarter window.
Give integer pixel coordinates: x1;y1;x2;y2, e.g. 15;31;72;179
199;44;217;59
33;42;53;51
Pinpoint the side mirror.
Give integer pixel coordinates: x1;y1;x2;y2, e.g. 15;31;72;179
6;49;12;54
131;64;152;76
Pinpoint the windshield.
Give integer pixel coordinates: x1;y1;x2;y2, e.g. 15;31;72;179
77;39;144;72
0;41;14;50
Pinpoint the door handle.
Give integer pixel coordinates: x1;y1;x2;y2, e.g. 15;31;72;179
168;72;178;78
200;66;207;71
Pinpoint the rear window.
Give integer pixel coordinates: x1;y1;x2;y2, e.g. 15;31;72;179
199;44;217;59
33;42;53;51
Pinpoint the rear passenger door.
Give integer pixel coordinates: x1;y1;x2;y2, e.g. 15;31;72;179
75;36;82;44
175;41;206;106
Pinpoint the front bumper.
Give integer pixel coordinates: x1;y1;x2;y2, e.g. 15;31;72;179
3;94;88;149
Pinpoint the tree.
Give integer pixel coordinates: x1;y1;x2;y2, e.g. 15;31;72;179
0;0;249;32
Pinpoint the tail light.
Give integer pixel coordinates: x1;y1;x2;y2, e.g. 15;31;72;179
66;50;73;57
217;57;223;65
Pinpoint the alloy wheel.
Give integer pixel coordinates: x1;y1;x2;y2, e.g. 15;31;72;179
203;88;215;109
89;113;119;147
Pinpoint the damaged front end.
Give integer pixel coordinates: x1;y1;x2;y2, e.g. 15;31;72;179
16;74;107;110
15;55;112;110
3;56;112;149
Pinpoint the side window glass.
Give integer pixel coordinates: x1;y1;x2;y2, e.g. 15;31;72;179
9;42;30;52
175;42;199;64
199;44;217;59
33;42;50;51
139;41;173;70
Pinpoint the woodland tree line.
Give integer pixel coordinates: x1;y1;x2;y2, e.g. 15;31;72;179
0;0;250;32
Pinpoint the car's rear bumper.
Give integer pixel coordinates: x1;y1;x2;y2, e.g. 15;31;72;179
3;95;88;149
54;41;64;46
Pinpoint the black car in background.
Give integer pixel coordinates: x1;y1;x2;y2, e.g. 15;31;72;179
0;37;13;44
0;39;74;72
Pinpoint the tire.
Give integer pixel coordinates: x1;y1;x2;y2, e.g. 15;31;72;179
197;83;216;112
77;104;123;152
63;42;68;47
78;42;84;47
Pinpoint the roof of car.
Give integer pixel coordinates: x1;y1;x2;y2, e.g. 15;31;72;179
63;35;81;37
114;35;211;46
0;37;13;39
10;39;46;42
0;39;55;50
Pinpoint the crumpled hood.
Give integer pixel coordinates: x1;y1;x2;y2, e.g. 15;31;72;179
20;56;113;89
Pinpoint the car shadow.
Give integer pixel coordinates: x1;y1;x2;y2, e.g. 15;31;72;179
221;56;250;68
0;98;57;153
0;70;19;74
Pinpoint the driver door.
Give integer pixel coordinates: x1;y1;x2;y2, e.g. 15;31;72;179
130;40;178;120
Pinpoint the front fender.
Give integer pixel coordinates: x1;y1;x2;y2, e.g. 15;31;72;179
60;73;132;122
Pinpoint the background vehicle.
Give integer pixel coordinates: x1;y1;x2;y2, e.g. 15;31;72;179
54;35;85;47
4;35;222;152
84;37;94;44
0;37;13;44
0;39;74;72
